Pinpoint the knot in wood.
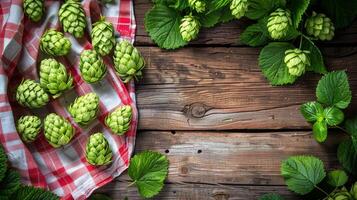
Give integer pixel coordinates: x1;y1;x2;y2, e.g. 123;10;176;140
183;103;208;118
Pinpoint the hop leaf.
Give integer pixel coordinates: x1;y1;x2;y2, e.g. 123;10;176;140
11;185;59;200
0;145;7;182
0;170;21;200
326;169;348;187
128;151;169;198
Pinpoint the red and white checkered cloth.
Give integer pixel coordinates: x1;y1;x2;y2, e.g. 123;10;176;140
0;0;137;199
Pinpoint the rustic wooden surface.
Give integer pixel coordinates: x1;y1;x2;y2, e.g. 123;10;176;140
100;0;357;199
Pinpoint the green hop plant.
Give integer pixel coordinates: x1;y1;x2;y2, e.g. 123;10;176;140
40;29;72;56
16;79;49;109
325;187;353;200
188;0;206;13
44;113;75;148
16;115;41;143
59;0;87;38
23;0;44;22
179;14;200;42
39;58;73;98
113;40;145;83
230;0;249;19
305;12;335;41
105;105;132;135
85;132;112;166
350;182;357;200
284;49;310;76
68;93;99;126
91;17;115;56
79;50;107;83
267;8;292;40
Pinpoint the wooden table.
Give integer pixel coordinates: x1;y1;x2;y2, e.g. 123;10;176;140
98;1;357;199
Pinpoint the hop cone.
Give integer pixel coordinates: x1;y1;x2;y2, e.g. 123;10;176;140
351;182;357;200
105;105;132;135
68;93;99;126
44;113;74;148
230;0;249;19
16;79;49;109
23;0;44;22
39;58;73;98
180;15;200;42
79;50;107;83
59;0;86;38
91;17;115;56
325;187;353;200
113;40;145;83
188;0;206;13
305;12;335;41
267;8;292;40
284;49;310;76
16;115;41;143
40;29;72;56
85;132;112;166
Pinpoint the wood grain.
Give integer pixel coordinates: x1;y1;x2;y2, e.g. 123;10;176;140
136;47;357;130
134;0;357;47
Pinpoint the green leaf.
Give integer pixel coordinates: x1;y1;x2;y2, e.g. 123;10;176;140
172;0;189;11
281;155;326;195
89;194;112;200
0;170;21;200
327;170;348;187
287;0;310;28
301;36;327;74
259;193;284;200
259;42;297;85
313;120;328;142
11;185;59;200
337;139;357;175
241;17;270;47
323;107;344;126
219;7;235;23
246;0;286;20
320;0;357;29
300;101;324;123
280;26;300;41
207;0;231;12
0;144;7;182
128;151;169;198
199;10;221;28
344;117;357;151
316;71;352;109
144;5;187;49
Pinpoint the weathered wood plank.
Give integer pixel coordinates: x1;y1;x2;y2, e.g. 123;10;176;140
124;131;341;185
134;0;357;46
97;183;298;200
136;47;357;130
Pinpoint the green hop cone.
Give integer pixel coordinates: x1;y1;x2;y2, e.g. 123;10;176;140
105;105;132;135
180;14;200;42
284;48;310;76
188;0;206;13
59;0;87;38
91;17;115;56
39;58;73;98
267;8;292;40
40;29;72;56
351;182;357;200
230;0;249;19
113;40;145;83
16;115;41;143
44;113;75;148
16;79;49;109
305;12;335;41
23;0;44;22
79;50;107;83
68;93;99;126
85;132;112;166
325;187;353;200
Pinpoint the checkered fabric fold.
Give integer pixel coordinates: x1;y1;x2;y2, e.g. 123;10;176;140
0;0;137;199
